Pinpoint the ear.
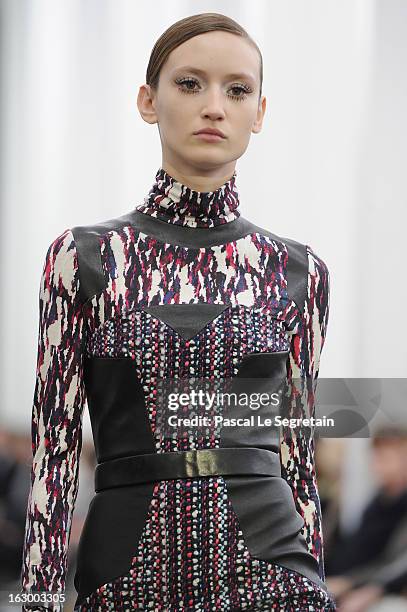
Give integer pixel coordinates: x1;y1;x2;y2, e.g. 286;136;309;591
137;84;158;125
252;95;266;134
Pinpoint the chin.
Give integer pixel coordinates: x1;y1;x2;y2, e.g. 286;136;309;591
184;150;232;168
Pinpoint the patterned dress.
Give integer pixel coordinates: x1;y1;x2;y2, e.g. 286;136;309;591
21;167;337;611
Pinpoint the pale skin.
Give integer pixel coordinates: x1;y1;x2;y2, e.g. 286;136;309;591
137;30;266;192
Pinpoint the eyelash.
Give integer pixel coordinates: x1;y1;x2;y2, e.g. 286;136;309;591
174;77;252;101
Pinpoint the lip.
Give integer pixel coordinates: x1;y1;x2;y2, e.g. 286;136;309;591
194;133;225;143
194;128;226;139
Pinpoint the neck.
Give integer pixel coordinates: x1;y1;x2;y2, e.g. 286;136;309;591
136;166;241;229
161;160;237;193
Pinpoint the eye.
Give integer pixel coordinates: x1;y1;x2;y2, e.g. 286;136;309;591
175;77;253;101
228;84;252;101
175;77;200;94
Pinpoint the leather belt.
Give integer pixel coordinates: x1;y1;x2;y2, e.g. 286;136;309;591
94;447;282;492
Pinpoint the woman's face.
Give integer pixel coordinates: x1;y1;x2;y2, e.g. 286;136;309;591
138;30;266;177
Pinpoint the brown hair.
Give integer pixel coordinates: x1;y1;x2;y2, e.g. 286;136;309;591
371;424;407;448
146;13;263;100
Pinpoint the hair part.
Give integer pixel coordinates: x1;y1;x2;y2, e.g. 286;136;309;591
146;12;263;100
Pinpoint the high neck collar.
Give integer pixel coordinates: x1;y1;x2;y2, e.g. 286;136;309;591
136;167;240;228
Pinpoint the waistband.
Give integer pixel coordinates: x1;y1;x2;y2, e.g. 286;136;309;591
94;447;282;492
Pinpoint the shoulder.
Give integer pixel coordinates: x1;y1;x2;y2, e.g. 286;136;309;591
247;220;329;276
71;210;135;243
304;245;330;324
245;218;330;321
42;213;125;306
38;228;81;306
244;218;311;277
246;219;310;314
42;227;77;278
66;211;135;305
44;227;75;257
306;244;330;286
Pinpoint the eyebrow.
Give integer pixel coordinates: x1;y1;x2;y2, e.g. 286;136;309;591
172;66;256;82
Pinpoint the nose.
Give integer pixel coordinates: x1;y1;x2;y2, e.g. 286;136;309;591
200;85;226;120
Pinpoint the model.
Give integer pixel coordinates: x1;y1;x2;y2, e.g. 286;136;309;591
21;12;336;611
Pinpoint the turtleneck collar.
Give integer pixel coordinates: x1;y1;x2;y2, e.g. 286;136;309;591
136;167;240;228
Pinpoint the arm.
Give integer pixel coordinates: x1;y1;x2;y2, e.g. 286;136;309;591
21;228;87;610
279;244;330;580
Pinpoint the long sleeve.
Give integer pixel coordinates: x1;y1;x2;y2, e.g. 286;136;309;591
279;244;330;580
21;228;87;609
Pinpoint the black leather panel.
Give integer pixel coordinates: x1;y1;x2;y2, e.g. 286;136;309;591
95;447;282;491
220;350;289;452
121;209;256;248
73;482;155;606
83;356;156;463
76;357;157;605
71;228;105;306
142;303;230;341
223;474;327;591
235;350;289;380
220;349;327;591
